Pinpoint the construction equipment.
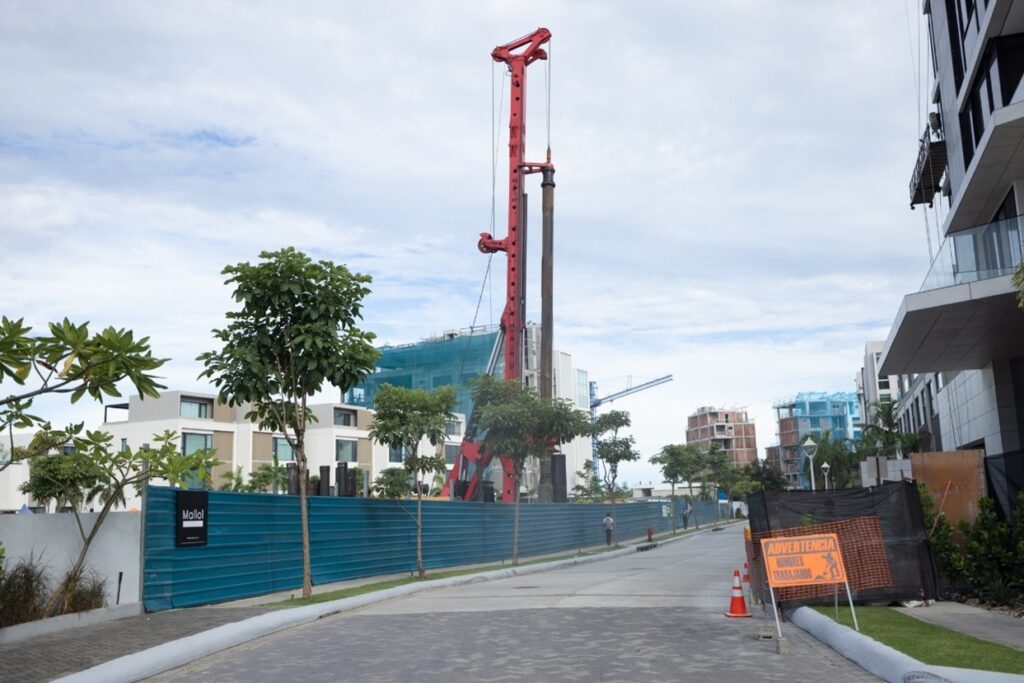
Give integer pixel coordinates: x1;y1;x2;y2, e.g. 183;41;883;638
442;28;552;504
589;375;673;471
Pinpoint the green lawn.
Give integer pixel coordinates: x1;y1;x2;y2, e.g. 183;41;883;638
814;605;1024;675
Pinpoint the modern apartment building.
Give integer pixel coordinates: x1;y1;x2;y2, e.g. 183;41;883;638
347;324;593;495
771;392;862;489
880;0;1024;458
685;406;758;466
857;341;902;425
1;391;465;512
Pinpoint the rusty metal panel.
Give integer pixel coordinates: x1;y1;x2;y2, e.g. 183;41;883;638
910;450;985;526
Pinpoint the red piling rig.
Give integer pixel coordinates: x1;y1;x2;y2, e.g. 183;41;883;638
442;28;553;503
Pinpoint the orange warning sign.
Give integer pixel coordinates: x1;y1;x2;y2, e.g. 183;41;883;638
760;533;847;588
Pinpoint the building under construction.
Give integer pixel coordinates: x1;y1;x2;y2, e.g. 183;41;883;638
685;406;757;466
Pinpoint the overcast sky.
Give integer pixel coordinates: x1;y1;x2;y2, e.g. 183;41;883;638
1;1;940;484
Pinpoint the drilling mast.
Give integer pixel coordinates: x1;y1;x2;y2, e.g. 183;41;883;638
444;28;552;503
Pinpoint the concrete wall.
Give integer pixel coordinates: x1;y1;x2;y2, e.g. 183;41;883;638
0;511;141;606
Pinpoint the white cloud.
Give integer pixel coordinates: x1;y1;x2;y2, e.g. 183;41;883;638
1;1;935;485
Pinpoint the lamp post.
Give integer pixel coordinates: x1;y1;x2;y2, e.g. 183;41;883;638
802;435;818;491
821;461;831;491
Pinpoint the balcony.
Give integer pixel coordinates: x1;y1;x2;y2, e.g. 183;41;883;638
879;216;1024;375
920;215;1024;291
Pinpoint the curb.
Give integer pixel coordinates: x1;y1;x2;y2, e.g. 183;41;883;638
789;606;1024;683
54;532;704;683
0;603;142;644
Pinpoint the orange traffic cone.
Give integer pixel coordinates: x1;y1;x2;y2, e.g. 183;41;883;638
725;568;752;618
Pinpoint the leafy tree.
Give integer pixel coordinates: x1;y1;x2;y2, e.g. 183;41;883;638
0;317;166;473
472;375;590;564
700;445;734;521
571;460;607;502
20;430;216;615
803;429;860;490
247;462;287;493
592;410;640;543
650;444;691;533
219;466;248;492
369;384;456;578
741;459;788;493
373;467;411;499
861;401;920;460
197;247;380;599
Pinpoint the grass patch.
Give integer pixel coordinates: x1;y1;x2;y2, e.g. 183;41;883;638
814;605;1024;675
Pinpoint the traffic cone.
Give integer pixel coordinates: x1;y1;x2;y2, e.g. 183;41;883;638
725;569;752;618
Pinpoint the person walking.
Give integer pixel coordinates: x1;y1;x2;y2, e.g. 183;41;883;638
602;512;615;546
682;502;692;530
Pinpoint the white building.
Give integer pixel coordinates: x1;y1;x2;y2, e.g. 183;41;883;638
1;391;465;513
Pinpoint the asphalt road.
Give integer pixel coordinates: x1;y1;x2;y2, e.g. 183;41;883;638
151;524;879;682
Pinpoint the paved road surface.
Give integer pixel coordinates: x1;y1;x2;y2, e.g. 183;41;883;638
152;525;878;682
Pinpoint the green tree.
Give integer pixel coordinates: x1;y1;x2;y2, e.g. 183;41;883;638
803;430;859;490
20;430;216;615
372;467;411;499
571;460;607;502
472;375;591;564
0;317;166;473
369;384;456;578
741;459;788;493
592;410;640;543
861;401;920;459
247;462;287;493
197;248;380;599
650;444;690;533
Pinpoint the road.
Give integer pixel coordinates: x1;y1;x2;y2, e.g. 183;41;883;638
152;524;878;682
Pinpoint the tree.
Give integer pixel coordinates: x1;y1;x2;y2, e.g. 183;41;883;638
1;316;167;473
197;248;380;599
592;410;640;544
700;445;733;522
369;384;456;578
741;459;788;493
861;401;920;459
472;375;590;564
672;444;709;528
372;467;411;499
650;444;690;533
20;430;216;615
247;462;287;493
571;460;607;503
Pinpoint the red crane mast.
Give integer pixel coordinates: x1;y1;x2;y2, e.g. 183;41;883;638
444;28;552;503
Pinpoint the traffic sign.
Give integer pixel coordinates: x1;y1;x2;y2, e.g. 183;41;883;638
760;533;847;588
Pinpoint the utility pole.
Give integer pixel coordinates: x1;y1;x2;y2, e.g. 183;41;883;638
538;164;557;502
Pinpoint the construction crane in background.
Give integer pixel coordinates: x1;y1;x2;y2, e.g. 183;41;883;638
442;28;553;504
589;375;674;471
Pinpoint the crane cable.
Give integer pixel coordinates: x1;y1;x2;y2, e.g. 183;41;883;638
458;60;508;380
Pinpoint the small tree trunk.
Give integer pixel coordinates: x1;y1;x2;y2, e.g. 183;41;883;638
670;482;677;534
416;473;425;578
512;470;520;566
43;496;117;617
298;449;312;599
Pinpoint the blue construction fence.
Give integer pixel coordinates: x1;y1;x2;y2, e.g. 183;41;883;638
143;486;721;611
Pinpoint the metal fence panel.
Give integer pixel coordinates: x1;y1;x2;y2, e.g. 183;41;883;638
144;487;699;611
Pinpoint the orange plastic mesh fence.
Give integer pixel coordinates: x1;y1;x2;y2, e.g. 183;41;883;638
744;516;892;602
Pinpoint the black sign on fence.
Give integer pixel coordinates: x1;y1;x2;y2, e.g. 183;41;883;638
175;490;209;547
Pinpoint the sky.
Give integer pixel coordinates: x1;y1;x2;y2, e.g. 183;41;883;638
0;1;943;485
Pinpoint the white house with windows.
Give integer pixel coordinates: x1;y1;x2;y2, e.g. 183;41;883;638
1;391;465;512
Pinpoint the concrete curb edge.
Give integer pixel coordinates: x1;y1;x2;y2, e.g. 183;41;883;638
789;606;1024;683
54;530;702;682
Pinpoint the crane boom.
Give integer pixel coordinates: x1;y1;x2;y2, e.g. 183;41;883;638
589;375;673;472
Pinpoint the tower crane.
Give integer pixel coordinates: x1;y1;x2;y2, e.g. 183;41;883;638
441;28;552;504
589;375;673;471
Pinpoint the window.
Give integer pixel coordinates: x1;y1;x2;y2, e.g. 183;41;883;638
182;432;213;455
272;436;294;462
334;408;356;427
335;439;357;463
445;420;461;437
180;398;212;419
389;445;407;463
121;438;129;452
62;445;77;455
878;376;890;390
444;444;460;465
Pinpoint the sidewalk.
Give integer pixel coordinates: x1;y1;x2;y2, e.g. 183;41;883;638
894;601;1024;652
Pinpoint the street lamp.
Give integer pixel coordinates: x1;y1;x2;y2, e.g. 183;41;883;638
802;435;818;491
820;461;831;491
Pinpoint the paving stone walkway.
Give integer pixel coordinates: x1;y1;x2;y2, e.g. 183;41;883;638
0;607;270;683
